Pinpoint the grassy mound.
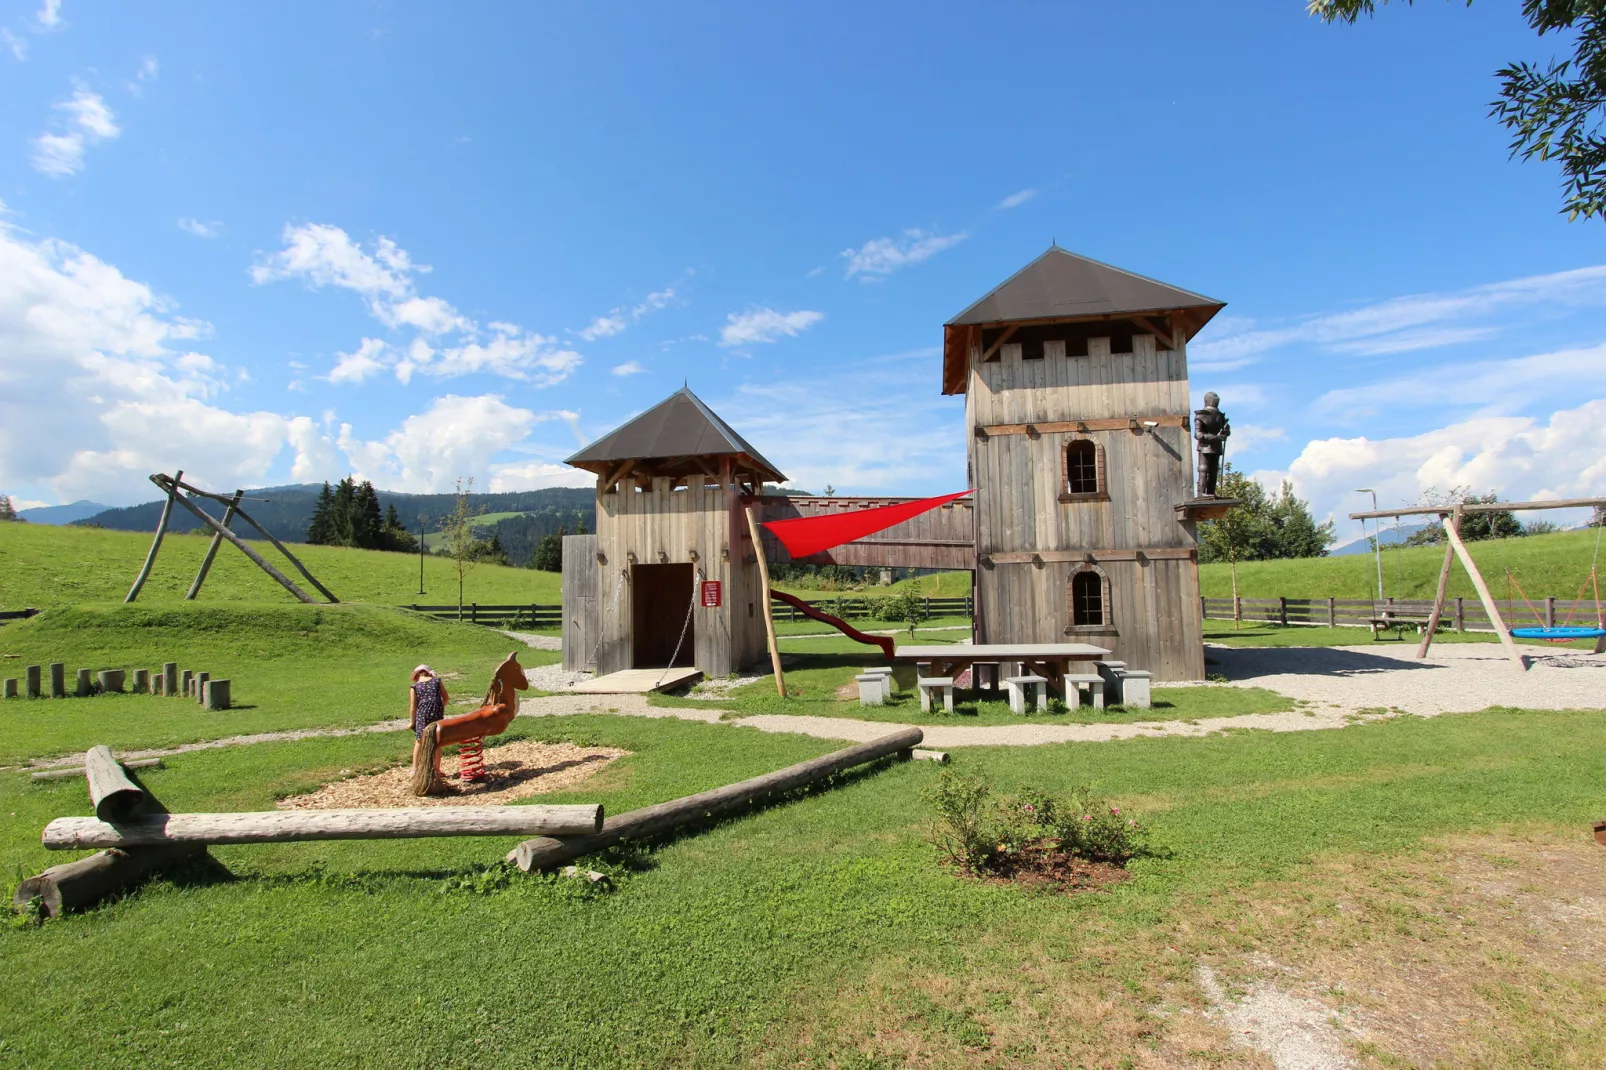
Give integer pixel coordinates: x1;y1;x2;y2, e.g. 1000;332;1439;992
0;602;554;763
0;521;561;610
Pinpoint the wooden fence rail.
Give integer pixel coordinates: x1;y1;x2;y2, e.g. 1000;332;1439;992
1200;596;1600;632
404;603;562;628
769;594;973;623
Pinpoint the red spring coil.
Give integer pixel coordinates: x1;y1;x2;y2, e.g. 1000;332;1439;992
458;736;486;783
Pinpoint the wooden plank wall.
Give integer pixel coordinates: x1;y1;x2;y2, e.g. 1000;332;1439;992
968;333;1205;680
754;495;975;570
560;534;599;671
592;477;765;678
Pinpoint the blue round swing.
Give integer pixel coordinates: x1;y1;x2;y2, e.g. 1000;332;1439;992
1510;625;1606;641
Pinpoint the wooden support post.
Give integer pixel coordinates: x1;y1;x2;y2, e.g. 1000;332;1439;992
3;679;15;699
125;469;182;603
226;503;340;603
1444;516;1527;672
1417;517;1457;660
43;804;605;850
194;672;209;704
1545;596;1556;630
49;662;65;699
186;489;242;600
1327;596;1336;628
1278;596;1287;627
163;662;178;696
133;669;150;693
25;664;40;699
1454;597;1465;632
153;477;318;604
84;745;146;822
507;728;922;872
744;504;786;698
75;668;92;697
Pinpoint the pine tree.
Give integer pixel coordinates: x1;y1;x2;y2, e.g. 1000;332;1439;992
306;482;336;544
330;478;357;546
353;481;383;549
0;495;18;522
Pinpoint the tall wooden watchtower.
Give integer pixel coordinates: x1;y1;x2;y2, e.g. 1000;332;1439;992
943;247;1226;681
561;387;782;681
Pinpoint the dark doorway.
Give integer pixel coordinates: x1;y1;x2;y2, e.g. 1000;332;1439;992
631;563;695;669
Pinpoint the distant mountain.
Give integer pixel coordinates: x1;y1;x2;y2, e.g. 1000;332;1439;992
17;500;110;525
1331;523;1429;556
77;484;595;564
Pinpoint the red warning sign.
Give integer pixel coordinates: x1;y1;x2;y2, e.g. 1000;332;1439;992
699;580;722;608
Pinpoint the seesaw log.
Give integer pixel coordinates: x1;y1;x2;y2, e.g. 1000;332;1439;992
14;845;204;918
43;804;603;850
508;727;922;872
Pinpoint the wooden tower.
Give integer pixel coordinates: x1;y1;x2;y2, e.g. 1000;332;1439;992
561;387;782;680
944;247;1226;681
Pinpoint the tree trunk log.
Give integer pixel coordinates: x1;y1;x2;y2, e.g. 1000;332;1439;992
31;758;163;781
152;475;319;604
43;804;605;849
84;744;146;822
744;504;787;697
13;844;204;918
125;470;182;603
186;489;242;600
229;503;340;603
507;728;922;872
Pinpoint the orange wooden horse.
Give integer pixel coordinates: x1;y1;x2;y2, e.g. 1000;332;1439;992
410;651;529;796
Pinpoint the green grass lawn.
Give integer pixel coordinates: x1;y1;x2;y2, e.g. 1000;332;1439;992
0;603;555;764
1200;527;1605;601
0;521;562;610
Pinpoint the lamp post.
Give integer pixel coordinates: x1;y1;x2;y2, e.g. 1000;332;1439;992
417;514;427;596
1355;488;1383;604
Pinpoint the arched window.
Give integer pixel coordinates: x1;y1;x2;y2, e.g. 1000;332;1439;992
1071;570;1104;626
1061;438;1108;502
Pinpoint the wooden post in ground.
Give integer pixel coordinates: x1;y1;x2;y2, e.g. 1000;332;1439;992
152;477;318;604
49;662;65;698
744;504;786;698
125;469;182;603
186;489;242;600
163;662;178;696
1443;515;1527;672
1417;510;1457;660
25;665;40;699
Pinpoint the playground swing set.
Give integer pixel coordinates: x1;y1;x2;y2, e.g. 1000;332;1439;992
1349;496;1606;671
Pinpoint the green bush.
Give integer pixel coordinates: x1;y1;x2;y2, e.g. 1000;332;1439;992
876;589;929;635
923;769;1146;875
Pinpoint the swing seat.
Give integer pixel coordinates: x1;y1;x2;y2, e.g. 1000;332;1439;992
1510;626;1606;641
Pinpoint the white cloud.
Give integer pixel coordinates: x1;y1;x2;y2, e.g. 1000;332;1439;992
995;189;1037;210
254;223;579;386
610;360;646;377
1284;398;1606;540
579;315;626;341
1192;264;1606;367
31;86;119;178
3;29;26;60
488;460;594;492
1311;344;1606;422
335;394;542;493
632;287;675;317
841;229;967;280
177;217;221;239
1226;424;1288;457
36;0;61;29
719;308;823;347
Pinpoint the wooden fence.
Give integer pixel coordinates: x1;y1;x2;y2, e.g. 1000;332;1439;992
770;594;973;623
0;608;39;627
404;603;561;628
1201;596;1602;633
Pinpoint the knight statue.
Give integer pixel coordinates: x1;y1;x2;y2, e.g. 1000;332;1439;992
1193;391;1230;498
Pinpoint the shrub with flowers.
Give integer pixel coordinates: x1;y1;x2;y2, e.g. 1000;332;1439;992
923;769;1146;878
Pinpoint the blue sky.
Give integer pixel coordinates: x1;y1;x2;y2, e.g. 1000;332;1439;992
3;0;1604;539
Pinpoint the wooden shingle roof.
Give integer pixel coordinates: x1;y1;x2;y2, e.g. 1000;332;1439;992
566;387;785;484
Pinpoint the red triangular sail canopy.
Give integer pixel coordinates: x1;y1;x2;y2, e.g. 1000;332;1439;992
760;490;973;560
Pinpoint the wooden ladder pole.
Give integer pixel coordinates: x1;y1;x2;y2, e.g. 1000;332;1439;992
152;476;317;604
1443;513;1527;672
186;488;242;600
1416;509;1456;660
743;504;787;698
125;469;182;603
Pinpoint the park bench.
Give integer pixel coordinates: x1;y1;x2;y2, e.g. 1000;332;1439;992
1003;674;1047;714
1365;612;1434;639
1063;673;1106;710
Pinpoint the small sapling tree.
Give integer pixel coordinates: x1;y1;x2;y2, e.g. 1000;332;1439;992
440;477;485;618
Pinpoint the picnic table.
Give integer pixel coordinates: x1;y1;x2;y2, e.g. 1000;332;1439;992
1364;612;1433;639
896;643;1112;696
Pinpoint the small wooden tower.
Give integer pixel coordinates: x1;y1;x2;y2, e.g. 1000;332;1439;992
561;387;783;681
944;247;1226;681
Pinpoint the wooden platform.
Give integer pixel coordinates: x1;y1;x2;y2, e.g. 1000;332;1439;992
568;667;703;694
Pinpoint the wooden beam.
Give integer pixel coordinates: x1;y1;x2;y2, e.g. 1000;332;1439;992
185;488;242;600
227;505;340;603
979;324;1018;363
980;414;1188;437
152;476;318;604
124;469;181;603
1416;507;1459;660
507;729;923;872
984;547;1196;565
1350;497;1606;521
42;804;605;850
84;745;145;822
31;758;163;781
744;504;787;698
1443;515;1527;672
1138;315;1175;350
602;458;636;492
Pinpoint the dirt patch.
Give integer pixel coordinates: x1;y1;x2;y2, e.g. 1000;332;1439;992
977;848;1132;895
278;740;628;809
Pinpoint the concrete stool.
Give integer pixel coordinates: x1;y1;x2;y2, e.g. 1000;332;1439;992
97;669;126;694
1063;673;1105;710
917;676;955;714
864;667;894;700
855;674;886;706
1119;669;1152;709
1004;674;1047;714
203;679;231;711
1096;660;1126;705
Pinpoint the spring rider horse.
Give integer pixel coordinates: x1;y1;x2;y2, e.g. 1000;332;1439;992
410;651;529;796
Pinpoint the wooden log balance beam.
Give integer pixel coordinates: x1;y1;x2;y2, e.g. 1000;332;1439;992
84;744;145;822
31;757;164;781
42;804;604;850
507;727;923;872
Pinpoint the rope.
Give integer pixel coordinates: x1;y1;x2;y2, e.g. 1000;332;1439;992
654;569;699;688
587;569;625;672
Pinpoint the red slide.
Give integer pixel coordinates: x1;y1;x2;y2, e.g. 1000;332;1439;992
769;590;896;659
